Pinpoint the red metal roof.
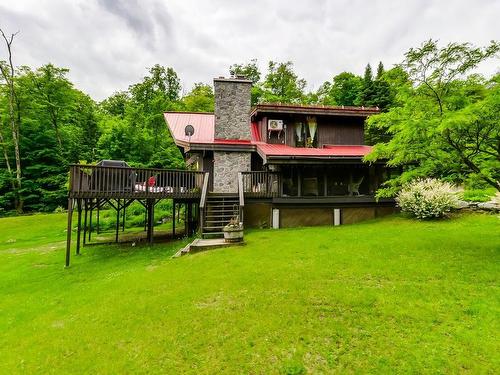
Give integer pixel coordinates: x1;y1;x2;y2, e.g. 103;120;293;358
257;144;372;158
322;145;373;156
164;112;215;144
164;111;373;158
250;122;261;142
251;103;379;117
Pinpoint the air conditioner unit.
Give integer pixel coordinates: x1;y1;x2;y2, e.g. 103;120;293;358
268;119;283;131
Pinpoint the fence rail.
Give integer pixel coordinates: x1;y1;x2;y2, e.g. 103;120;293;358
69;164;205;199
241;171;281;198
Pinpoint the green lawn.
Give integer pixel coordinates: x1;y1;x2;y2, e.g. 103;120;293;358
0;212;499;373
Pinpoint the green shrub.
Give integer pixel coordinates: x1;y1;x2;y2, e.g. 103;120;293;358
461;188;496;202
396;178;459;219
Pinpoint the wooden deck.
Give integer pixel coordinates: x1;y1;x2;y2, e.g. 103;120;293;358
69;164;205;200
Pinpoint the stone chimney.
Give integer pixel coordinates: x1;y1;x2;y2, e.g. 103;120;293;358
214;76;252;140
212;76;252;193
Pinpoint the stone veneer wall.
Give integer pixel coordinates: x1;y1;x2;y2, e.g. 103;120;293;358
213;151;251;193
214;78;252;140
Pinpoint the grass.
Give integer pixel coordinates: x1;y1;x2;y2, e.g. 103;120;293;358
0;212;499;373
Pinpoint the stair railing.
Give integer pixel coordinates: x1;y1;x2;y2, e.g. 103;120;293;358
237;172;245;223
199;172;210;234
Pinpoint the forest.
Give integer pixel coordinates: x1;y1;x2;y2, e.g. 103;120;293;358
0;32;499;214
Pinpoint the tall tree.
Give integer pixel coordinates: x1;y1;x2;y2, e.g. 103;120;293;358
229;59;261;83
181;83;214;112
229;59;262;105
357;63;375;106
329;72;363;106
261;61;306;104
376;61;384;79
366;40;500;195
22;64;75;150
0;28;22;213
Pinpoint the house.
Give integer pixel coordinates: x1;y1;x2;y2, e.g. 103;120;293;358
165;76;395;236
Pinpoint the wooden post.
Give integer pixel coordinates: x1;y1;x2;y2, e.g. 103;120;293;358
96;200;100;234
187;202;193;236
76;199;82;255
115;199;120;243
83;199;88;245
297;168;302;197
65;198;73;267
146;199;154;243
122;203;126;232
88;200;93;242
184;203;188;235
323;170;328;197
172;200;176;237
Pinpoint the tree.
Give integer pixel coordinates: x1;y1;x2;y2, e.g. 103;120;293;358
22;64;75;150
0;28;22;213
229;59;263;105
375;61;384;79
181;83;214;112
329;72;363;106
229;59;261;83
261;61;306;104
95;64;184;170
99;91;129;118
366;40;500;196
356;64;375;106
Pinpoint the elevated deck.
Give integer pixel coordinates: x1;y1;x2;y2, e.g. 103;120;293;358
69;164;204;200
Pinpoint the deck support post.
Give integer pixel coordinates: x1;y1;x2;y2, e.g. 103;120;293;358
146;198;154;243
187;202;193;236
115;199;120;243
172;200;176;237
83;199;88;245
65;198;73;267
122;203;126;232
76;199;82;255
88;200;93;242
96;200;100;234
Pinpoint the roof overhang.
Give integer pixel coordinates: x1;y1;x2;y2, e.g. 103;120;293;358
251;104;379;118
182;142;256;153
260;155;382;165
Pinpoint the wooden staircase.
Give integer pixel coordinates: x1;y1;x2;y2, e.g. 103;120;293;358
201;195;239;238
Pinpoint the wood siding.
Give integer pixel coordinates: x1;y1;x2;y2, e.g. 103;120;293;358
256;114;365;147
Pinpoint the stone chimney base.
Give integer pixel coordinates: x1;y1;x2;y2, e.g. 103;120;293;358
213;152;251;193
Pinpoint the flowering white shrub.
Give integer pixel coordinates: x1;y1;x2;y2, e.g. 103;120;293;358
396;178;460;219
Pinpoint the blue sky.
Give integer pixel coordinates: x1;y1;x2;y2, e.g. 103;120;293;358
1;0;498;100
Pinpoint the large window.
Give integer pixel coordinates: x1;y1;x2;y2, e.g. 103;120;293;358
294;116;318;148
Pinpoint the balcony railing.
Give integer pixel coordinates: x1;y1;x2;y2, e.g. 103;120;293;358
69;164;205;199
240;171;281;198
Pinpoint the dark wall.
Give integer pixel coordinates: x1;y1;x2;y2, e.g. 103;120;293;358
255;114;365;147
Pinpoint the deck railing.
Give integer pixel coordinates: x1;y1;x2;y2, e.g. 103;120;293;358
199;172;210;231
69;164;205;199
237;172;245;221
241;171;281;198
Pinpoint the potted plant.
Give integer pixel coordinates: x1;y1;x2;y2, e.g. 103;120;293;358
223;216;244;243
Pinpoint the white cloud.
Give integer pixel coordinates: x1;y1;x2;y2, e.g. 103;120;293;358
0;0;498;100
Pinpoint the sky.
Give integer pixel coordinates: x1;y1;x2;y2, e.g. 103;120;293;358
1;0;499;101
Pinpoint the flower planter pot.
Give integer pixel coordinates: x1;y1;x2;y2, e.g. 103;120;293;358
223;227;244;243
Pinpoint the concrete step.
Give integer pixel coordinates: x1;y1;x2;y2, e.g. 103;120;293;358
203;225;225;233
202;232;225;239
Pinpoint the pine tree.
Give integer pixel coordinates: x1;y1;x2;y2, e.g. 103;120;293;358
376;61;384;79
357;64;374;106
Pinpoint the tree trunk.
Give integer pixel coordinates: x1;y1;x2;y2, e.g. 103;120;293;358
1;29;23;213
0;118;12;175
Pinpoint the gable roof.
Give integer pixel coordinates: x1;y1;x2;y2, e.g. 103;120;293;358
164;112;215;145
